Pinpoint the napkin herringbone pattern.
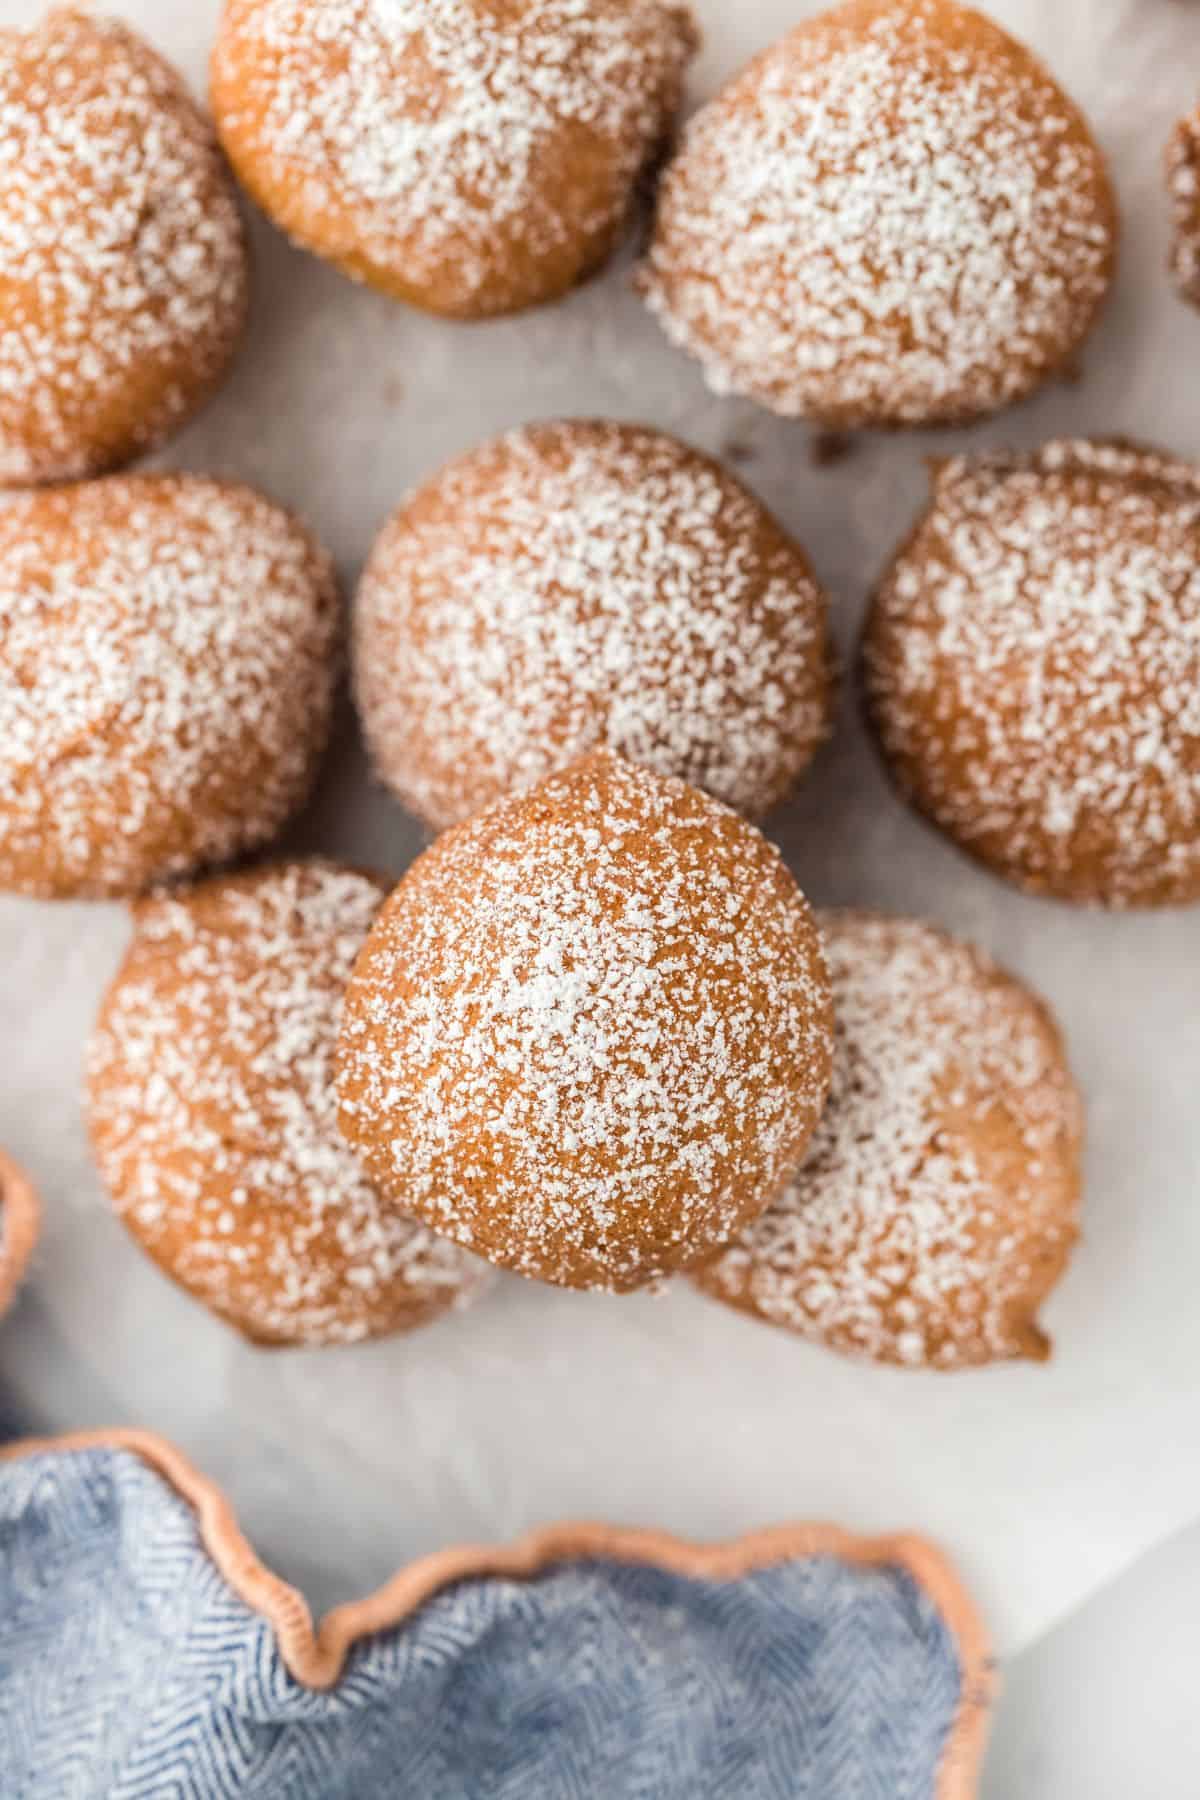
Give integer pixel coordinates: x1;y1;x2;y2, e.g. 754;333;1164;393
0;1445;964;1798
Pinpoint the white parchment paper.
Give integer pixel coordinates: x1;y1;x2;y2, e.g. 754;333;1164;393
2;0;1199;1658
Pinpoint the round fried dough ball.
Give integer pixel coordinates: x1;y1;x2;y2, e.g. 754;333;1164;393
0;8;249;485
694;912;1083;1370
1167;100;1200;309
864;439;1200;908
641;0;1117;429
336;751;834;1293
0;1148;39;1319
87;861;487;1347
0;475;339;900
354;421;832;831
211;0;697;319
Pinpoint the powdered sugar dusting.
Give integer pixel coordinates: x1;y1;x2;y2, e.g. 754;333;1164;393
1168;102;1200;309
0;475;339;899
865;438;1200;907
213;0;696;314
354;420;831;830
696;912;1083;1370
87;861;486;1347
641;0;1115;427
0;8;248;484
337;752;833;1292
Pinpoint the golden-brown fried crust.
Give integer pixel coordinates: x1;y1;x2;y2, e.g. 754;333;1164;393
0;475;339;899
87;861;488;1347
1167;100;1200;309
642;0;1117;429
864;439;1200;907
0;8;248;484
695;910;1083;1370
212;0;696;318
336;751;834;1292
353;420;832;829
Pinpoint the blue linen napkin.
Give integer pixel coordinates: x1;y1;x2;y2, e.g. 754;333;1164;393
0;1439;986;1799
